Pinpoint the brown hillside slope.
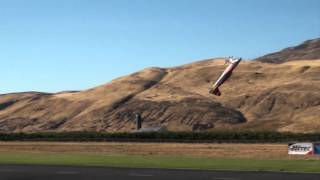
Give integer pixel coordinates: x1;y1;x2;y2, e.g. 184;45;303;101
0;60;319;133
255;38;320;63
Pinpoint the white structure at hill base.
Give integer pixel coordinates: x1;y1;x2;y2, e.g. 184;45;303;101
288;143;314;155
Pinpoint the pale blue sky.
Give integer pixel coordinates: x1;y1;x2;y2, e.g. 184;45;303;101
1;0;319;94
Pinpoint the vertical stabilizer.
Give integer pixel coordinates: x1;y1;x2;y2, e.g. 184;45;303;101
209;87;221;96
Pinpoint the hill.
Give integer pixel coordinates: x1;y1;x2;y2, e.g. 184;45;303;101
1;60;319;133
0;39;319;133
255;38;320;63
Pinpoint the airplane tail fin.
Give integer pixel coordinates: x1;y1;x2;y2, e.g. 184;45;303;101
209;87;221;96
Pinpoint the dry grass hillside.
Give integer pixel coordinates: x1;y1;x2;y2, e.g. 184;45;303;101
0;59;319;133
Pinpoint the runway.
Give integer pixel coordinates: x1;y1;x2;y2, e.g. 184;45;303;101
0;164;319;180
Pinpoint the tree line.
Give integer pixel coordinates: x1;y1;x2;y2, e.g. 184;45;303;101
0;131;319;143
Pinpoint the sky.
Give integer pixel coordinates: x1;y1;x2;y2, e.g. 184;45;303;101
1;0;319;94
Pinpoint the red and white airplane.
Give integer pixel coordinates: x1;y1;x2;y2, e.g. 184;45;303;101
209;57;242;96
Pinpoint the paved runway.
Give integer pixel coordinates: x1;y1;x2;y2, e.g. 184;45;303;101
0;164;319;180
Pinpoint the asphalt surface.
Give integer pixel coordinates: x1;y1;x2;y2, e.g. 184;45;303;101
0;164;319;180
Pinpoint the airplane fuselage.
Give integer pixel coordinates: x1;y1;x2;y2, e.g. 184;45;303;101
214;59;241;87
210;58;241;96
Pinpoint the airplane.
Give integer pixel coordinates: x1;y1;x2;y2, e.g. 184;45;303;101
209;57;242;96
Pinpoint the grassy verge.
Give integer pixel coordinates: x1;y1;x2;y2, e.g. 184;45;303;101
0;152;319;173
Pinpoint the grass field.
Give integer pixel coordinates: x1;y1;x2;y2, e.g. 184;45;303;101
0;142;319;173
